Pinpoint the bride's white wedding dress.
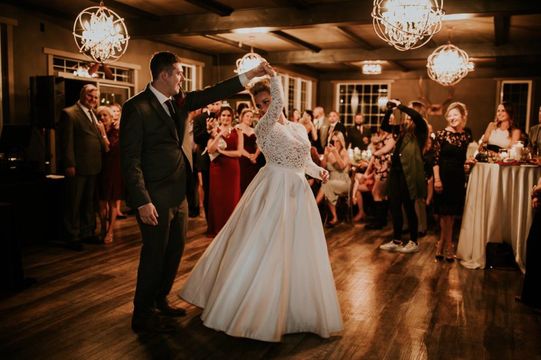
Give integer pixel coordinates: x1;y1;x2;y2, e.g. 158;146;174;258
179;75;343;342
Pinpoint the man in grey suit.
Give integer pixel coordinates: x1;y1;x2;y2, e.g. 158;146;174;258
121;51;266;334
58;84;108;251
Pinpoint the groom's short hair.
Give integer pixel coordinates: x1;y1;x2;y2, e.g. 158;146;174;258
150;51;181;80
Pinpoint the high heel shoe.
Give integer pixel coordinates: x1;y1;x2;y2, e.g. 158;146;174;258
103;233;113;244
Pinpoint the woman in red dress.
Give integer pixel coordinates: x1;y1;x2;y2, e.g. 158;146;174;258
207;106;244;236
237;108;262;194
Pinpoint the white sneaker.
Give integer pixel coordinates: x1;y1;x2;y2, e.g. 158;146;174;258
379;240;401;252
398;240;419;253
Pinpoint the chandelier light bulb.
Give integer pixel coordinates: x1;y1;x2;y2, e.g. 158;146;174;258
426;43;472;86
73;3;129;63
362;61;383;75
372;0;444;51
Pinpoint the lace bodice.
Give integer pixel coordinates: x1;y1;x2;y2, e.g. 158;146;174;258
255;76;324;179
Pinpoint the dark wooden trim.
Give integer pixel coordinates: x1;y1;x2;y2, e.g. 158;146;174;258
270;30;321;53
494;15;511;46
185;0;234;16
88;0;160;20
129;0;541;37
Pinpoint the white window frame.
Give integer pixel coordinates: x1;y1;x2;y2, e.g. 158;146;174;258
334;81;392;126
278;72;314;115
499;79;532;130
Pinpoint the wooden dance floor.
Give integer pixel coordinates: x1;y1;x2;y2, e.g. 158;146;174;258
1;215;540;359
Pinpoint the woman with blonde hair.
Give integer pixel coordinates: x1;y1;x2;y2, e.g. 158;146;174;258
316;130;351;226
432;102;473;261
96;106;121;244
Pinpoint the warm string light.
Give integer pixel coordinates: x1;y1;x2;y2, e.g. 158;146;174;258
73;2;129;63
426;42;472;86
372;0;444;51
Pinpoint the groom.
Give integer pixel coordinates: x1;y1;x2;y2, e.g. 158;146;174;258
121;51;266;333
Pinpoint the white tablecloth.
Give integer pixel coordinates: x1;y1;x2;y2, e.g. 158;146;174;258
456;163;541;272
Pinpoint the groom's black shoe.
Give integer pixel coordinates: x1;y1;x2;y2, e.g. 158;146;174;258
156;300;187;317
131;313;176;334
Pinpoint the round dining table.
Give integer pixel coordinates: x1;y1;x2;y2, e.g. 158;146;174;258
456;162;541;272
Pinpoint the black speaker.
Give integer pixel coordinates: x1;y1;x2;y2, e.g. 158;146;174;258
29;76;65;129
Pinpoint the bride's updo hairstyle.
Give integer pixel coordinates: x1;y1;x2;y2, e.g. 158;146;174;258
249;79;271;100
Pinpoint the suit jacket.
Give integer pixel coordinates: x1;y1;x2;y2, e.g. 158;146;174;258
193;111;212;171
320;121;347;148
346;125;372;150
529;124;541;151
57;103;106;175
120;76;244;209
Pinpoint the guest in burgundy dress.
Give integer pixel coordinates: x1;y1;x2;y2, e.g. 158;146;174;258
207;106;243;236
237;108;262;194
97;106;124;243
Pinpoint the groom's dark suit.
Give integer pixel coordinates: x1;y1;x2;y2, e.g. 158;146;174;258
121;76;246;317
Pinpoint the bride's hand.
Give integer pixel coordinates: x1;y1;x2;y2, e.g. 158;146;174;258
262;61;277;77
320;169;329;183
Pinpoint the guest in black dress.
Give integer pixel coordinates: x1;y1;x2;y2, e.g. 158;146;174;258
518;176;541;309
433;102;473;261
97;106;123;244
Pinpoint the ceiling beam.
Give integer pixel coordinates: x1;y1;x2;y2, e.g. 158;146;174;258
272;0;310;10
336;26;374;50
88;0;159;20
270;30;321;53
335;26;410;71
202;35;267;55
494;15;511;46
185;0;234;16
130;0;541;37
217;42;541;65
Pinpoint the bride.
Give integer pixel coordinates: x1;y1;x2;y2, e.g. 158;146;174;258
179;62;343;342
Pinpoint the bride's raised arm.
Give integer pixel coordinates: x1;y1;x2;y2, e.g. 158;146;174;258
254;75;284;138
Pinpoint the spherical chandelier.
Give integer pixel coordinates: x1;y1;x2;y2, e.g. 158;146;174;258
426;42;472;86
73;1;129;63
372;0;444;51
235;51;265;75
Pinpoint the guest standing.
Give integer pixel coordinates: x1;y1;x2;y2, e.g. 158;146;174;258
237;108;261;194
193;100;222;220
379;100;428;254
433;102;473;261
109;103;126;219
517;176;541;309
97;106;123;244
207;106;243;236
57;84;108;251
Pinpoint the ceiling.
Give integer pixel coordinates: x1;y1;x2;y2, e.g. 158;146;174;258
8;0;541;78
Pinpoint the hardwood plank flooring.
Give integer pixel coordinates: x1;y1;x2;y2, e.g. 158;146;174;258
1;216;540;360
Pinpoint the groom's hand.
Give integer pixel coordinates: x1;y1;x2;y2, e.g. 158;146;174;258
245;62;268;79
138;203;159;226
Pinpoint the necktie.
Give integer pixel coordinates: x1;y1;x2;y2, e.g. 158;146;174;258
88;109;97;124
165;99;175;117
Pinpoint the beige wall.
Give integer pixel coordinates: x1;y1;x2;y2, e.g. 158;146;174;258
318;77;500;140
0;3;213;125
